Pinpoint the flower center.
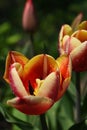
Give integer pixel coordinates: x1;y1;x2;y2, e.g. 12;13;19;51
34;79;44;95
28;81;34;95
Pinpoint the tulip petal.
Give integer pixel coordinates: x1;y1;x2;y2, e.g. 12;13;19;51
70;41;87;71
56;55;72;79
72;30;87;42
71;13;83;30
23;54;44;90
78;21;87;30
56;77;71;100
9;63;28;97
3;51;28;83
23;54;58;90
61;35;81;54
59;24;72;54
7;96;54;115
55;55;72;100
36;71;60;101
59;24;72;39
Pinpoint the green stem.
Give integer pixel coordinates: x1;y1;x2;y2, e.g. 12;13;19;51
30;33;35;56
22;33;35;58
75;72;81;123
40;114;48;130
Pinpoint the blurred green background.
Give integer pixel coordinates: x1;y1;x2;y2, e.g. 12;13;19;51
0;0;87;130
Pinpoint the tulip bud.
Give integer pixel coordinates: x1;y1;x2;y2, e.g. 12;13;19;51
22;0;38;32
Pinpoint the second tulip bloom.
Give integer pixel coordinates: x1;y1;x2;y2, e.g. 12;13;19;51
58;20;87;72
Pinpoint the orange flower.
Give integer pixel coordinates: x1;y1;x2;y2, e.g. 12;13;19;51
22;0;38;32
58;19;87;72
3;51;71;115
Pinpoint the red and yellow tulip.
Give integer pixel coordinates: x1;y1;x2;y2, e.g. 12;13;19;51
3;51;71;115
58;20;87;72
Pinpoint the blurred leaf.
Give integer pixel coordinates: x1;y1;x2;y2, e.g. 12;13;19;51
0;22;11;35
47;101;61;130
67;81;76;103
69;118;87;130
47;89;75;130
0;103;37;130
12;108;41;130
6;34;22;44
56;92;74;130
81;94;87;118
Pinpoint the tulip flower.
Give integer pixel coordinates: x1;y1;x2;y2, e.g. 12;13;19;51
58;19;87;72
22;0;38;32
3;51;71;115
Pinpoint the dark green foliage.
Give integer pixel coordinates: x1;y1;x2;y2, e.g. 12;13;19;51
69;118;87;130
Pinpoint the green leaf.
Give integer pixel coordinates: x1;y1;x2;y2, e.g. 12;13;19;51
0;103;37;130
56;92;74;130
6;34;22;44
69;118;87;130
81;94;87;118
0;22;11;35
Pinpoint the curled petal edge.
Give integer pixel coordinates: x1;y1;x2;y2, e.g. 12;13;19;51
3;51;28;83
9;63;28;97
7;96;54;115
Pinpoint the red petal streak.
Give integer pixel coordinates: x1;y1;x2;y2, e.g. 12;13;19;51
43;55;48;79
62;36;81;55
